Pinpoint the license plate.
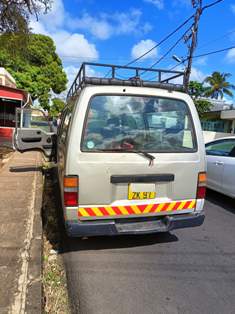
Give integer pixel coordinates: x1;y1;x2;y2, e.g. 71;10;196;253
128;184;156;200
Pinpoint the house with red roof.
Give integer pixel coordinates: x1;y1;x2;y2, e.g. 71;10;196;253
0;68;32;146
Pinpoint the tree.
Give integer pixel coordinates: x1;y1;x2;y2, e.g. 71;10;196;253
0;0;51;33
188;81;205;98
188;80;212;117
50;98;65;117
194;99;212;118
204;72;235;99
0;34;67;110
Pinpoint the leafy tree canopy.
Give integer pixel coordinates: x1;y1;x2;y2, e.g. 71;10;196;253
0;34;67;110
0;0;51;33
49;98;65;117
188;81;205;99
194;99;212;118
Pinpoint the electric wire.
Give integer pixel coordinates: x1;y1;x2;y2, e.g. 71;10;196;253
124;15;195;67
201;0;224;11
145;44;235;81
103;0;225;79
170;45;235;71
103;14;195;78
140;24;193;79
123;0;224;68
197;29;235;51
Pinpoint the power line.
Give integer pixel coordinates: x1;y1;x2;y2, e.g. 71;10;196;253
103;0;225;79
183;0;203;90
183;0;225;90
170;44;235;71
201;0;224;11
197;29;235;51
142;24;193;77
124;14;195;67
124;0;224;68
192;45;235;59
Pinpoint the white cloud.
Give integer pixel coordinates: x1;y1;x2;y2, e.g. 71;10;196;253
67;13;112;40
194;56;208;66
67;9;152;40
30;0;99;64
144;0;164;10
64;65;79;88
131;39;158;60
64;64;101;90
226;48;235;62
30;20;48;35
39;0;65;31
53;31;98;61
231;4;235;14
190;67;207;82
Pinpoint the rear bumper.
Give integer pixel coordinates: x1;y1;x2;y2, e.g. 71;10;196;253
65;212;205;237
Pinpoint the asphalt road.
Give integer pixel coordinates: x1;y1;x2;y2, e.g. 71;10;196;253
62;190;235;314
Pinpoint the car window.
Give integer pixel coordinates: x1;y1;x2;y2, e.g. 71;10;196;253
206;139;235;157
17;109;52;132
81;95;197;152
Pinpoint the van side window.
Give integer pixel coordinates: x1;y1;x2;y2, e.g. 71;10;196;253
59;109;71;144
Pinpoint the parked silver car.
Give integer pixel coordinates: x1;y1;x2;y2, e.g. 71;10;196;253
206;136;235;198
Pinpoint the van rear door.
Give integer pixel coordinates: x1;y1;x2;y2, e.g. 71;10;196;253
74;93;203;220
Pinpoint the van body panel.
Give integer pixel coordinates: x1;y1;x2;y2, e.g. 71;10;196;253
65;86;205;223
65;212;205;237
13;62;206;236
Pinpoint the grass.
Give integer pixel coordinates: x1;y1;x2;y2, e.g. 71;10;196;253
42;166;70;314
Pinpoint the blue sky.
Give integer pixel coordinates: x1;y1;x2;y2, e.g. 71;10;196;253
31;0;235;97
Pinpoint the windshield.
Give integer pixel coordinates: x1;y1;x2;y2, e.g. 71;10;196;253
81;95;197;152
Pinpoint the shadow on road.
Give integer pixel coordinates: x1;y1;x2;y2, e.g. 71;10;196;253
63;232;178;252
206;189;235;215
41;167;178;254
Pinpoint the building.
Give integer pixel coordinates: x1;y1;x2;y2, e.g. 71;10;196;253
201;98;235;134
0;68;16;88
0;68;32;147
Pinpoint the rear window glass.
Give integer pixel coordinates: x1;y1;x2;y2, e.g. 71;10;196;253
82;95;197;152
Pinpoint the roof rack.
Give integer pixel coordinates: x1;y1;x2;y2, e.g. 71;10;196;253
66;62;185;101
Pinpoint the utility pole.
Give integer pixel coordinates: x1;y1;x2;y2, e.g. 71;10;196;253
184;0;203;92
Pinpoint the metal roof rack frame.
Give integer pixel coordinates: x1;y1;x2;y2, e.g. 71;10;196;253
66;62;186;101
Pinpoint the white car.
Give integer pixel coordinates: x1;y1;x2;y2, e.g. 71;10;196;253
205;137;235;198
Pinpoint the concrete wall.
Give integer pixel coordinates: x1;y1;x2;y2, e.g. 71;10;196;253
203;131;234;143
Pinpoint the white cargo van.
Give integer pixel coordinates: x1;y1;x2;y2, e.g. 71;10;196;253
14;63;206;237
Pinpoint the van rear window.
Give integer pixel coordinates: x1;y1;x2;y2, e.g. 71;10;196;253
82;95;197;152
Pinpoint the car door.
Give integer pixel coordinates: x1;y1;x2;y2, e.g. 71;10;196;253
222;141;235;197
205;139;235;194
14;108;56;158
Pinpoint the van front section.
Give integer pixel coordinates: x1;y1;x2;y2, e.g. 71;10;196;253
64;86;205;237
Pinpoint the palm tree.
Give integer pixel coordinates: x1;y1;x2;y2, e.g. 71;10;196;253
204;72;235;99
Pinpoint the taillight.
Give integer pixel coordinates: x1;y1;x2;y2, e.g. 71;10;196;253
64;176;78;207
197;172;206;199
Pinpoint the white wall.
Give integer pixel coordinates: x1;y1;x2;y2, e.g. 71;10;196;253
203;131;234;143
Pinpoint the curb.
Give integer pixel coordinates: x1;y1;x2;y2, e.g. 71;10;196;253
25;168;43;314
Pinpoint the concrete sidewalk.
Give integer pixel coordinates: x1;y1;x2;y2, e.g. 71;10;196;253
0;151;43;314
